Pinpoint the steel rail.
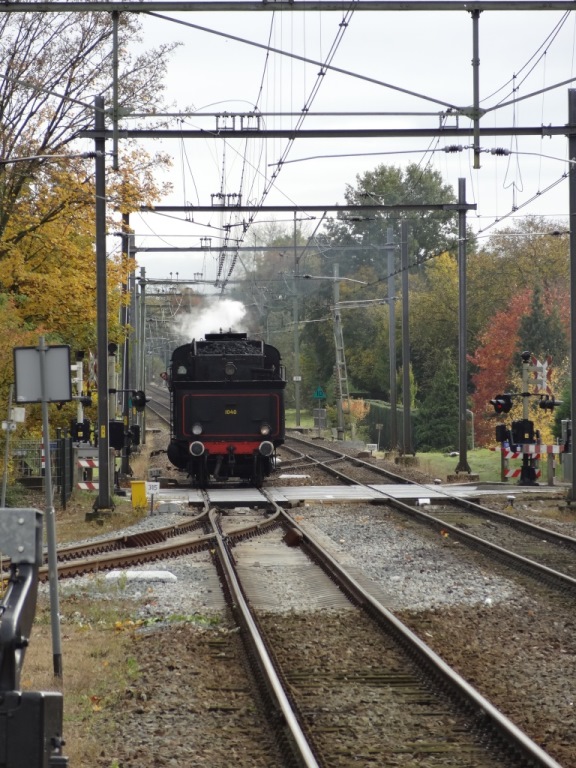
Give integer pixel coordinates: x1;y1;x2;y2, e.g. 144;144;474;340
208;508;320;768
35;507;282;580
49;512;209;562
281;434;412;483
430;488;576;550
37;530;218;581
284;508;564;768
372;490;576;592
286;434;576;591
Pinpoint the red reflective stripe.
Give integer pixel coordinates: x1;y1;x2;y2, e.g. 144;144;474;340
202;441;260;455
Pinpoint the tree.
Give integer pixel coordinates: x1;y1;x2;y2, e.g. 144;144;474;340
323;163;461;273
0;159;133;347
470;217;569;332
414;352;459;452
0;11;177;431
0;12;176;248
409;251;459;395
516;284;568;365
0;294;42;391
469;292;526;446
469;289;566;447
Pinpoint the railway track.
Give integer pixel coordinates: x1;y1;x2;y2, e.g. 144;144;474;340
44;482;576;598
210;501;563;767
26;478;575;764
285;433;576;594
121;409;576;598
146;382;171;424
86;399;576;763
282;433;410;485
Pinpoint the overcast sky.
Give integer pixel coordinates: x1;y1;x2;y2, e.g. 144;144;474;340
121;6;576;283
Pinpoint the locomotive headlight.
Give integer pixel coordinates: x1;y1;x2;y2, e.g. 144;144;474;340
192;423;203;435
260;423;271;436
224;361;236;377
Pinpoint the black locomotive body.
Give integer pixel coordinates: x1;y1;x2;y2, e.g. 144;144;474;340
166;331;286;487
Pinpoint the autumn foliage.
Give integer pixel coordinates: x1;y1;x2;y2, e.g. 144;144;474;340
470;287;568;447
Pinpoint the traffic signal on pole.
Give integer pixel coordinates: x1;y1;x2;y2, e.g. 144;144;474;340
129;424;141;446
109;420;125;450
490;393;513;414
538;394;561;411
511;419;535;445
495;424;510;444
131;390;148;412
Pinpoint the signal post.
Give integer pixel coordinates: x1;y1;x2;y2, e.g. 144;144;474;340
490;351;561;486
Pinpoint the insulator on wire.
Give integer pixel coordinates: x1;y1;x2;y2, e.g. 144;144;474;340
490;147;511;156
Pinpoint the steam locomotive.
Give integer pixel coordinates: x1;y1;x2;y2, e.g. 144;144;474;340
166;331;286;487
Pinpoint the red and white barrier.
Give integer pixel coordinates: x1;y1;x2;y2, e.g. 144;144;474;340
78;459;98;468
493;443;561;485
504;468;542;480
77;457;99;490
77;481;99;491
494;444;564;456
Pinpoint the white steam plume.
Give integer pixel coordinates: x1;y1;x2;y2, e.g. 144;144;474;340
174;298;247;341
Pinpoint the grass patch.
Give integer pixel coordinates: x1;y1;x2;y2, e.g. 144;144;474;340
23;592;141;767
415;448;503;482
24;593;225;766
285;409;315;429
284;411;505;482
54;495;148;544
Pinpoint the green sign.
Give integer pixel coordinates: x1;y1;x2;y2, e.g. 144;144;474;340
313;386;326;399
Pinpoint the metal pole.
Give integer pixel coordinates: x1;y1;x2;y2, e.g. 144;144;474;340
94;96;112;512
112;10;119;171
471;9;482;170
522;355;530;421
467;409;474;450
139;268;147;444
569;89;576;502
75;355;84;425
387;228;397;450
400;220;412;454
39;336;63;678
455;178;471;473
121;223;132;477
108;347;118;419
1;384;13;507
129;270;138;393
293;214;301;426
333;264;344;440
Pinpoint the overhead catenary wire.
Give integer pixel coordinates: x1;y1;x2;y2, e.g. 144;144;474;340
130;8;575;283
146;11;460;112
484;11;571;108
148;5;361;288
